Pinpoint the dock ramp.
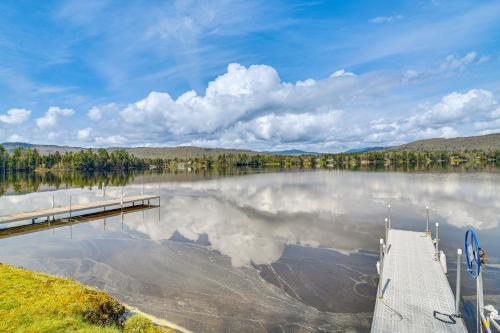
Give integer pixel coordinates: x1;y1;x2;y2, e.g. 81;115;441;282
371;229;468;333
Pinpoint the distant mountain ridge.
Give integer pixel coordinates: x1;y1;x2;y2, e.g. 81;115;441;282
2;132;499;158
1;142;81;154
389;132;500;151
345;146;386;153
0;142;259;159
262;149;322;155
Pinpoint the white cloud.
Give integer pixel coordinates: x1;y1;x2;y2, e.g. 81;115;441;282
404;52;488;82
329;69;356;78
77;128;92;141
225;111;341;144
8;133;25;142
440;52;477;71
369;15;403;24
65;63;498;151
367;89;499;144
47;131;59;141
118;63;391;143
94;135;127;146
36;106;74;129
411;89;495;126
0;108;31;124
87;103;118;120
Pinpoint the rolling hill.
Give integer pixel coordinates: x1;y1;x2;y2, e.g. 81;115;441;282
1;132;498;159
0;142;259;159
121;146;258;159
389;133;500;151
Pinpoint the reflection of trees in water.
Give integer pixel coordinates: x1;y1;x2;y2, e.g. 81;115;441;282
0;163;497;196
0;171;137;195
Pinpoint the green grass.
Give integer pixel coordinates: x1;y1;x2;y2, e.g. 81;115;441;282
0;263;175;333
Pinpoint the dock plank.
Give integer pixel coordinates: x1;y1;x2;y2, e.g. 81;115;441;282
371;229;468;333
0;194;159;224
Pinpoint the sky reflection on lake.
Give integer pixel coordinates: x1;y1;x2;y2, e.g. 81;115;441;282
0;170;498;332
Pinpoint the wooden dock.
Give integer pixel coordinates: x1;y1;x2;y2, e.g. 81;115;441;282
371;229;468;333
0;194;160;225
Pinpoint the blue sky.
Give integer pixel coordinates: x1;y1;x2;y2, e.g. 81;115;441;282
0;0;499;151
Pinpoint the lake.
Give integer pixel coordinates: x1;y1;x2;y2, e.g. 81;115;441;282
0;169;499;332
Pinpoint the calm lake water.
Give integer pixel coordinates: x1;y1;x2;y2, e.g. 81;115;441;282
0;169;499;332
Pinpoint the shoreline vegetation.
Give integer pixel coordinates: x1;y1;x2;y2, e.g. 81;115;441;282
0;262;176;333
0;144;499;172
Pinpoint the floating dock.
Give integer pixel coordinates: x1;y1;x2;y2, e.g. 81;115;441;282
371;228;468;333
0;194;160;225
0;203;158;239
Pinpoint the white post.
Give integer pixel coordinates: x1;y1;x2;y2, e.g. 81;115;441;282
51;195;55;222
384;218;389;247
455;249;462;316
435;222;439;260
69;195;72;221
103;184;106;212
141;184;144;196
387;204;391;229
121;187;124;210
378;238;384;298
426;206;430;234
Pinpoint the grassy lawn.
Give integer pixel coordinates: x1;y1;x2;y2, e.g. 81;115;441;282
0;263;174;333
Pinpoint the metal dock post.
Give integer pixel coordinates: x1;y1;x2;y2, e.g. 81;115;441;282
378;238;384;299
387;204;391;229
455;249;462;317
435;222;440;260
426;206;430;234
69;195;72;221
384;218;389;251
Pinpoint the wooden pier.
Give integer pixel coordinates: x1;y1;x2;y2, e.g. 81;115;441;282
0;194;160;225
371;228;468;333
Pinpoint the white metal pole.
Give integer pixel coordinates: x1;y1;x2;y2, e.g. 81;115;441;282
435;222;439;260
388;204;391;229
121;187;124;210
51;195;55;223
455;249;462;316
478;276;481;333
69;195;72;221
426;206;430;234
478;271;486;333
385;218;389;248
378;238;384;298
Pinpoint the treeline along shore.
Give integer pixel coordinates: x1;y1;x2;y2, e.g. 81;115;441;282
0;144;499;172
